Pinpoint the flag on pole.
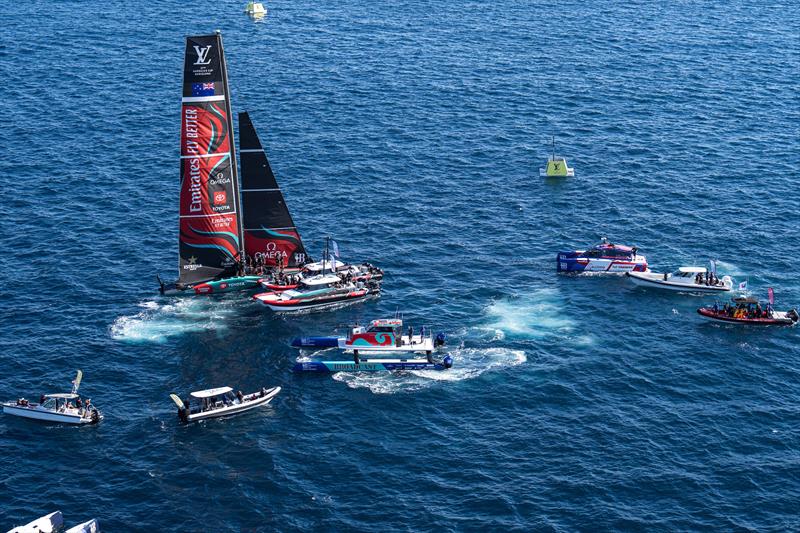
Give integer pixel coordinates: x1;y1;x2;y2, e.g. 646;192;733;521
738;280;747;291
768;287;774;304
709;260;717;275
330;253;337;270
331;239;340;258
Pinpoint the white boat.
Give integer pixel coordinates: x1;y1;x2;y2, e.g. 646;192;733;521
2;371;102;425
7;511;64;533
557;238;648;273
65;519;100;533
627;266;732;293
170;385;280;423
336;319;441;355
253;273;377;312
302;256;349;275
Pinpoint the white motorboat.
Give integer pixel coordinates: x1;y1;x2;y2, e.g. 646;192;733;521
170;385;280;423
8;511;64;533
65;519;100;533
627;266;732;293
2;371;102;425
253;273;378;312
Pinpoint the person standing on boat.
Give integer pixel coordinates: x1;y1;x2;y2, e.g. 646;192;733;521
408;325;414;346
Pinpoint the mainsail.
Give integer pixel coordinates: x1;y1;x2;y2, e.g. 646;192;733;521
239;111;309;268
178;33;245;285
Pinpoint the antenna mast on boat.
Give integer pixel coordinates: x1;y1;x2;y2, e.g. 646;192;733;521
552;136;555;162
323;236;330;275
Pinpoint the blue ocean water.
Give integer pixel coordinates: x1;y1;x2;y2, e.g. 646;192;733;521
2;0;799;530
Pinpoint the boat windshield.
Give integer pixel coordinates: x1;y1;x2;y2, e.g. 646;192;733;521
367;326;395;333
672;271;694;278
586;248;631;259
199;392;238;411
42;398;57;410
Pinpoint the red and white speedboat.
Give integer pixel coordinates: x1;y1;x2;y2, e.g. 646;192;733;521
698;296;799;326
253;273;379;312
557;238;648;273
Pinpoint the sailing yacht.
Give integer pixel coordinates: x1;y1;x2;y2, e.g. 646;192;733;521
157;32;383;296
158;32;261;296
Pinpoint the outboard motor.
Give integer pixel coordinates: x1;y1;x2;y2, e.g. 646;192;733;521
434;333;446;348
442;355;453;369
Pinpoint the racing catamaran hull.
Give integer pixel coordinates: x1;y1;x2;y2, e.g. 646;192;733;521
291;336;340;348
161;275;262;295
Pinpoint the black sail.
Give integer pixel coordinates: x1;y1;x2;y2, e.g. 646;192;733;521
177;32;245;285
239;111;309;268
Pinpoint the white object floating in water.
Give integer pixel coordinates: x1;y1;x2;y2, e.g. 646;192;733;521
245;1;267;17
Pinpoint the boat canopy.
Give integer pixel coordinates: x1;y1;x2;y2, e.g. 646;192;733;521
45;393;80;399
305;258;344;272
370;319;402;327
302;274;340;287
191;387;233;398
596;243;633;252
678;266;707;273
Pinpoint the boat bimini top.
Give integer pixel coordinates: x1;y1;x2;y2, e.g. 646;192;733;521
369;319;402;328
677;267;707;274
44;393;80;400
301;274;341;288
190;387;233;399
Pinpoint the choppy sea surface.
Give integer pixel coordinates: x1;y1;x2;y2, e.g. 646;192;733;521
2;0;799;530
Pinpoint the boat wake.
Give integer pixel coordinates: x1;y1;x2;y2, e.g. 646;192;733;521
481;289;576;341
331;347;526;394
713;260;746;277
110;299;238;343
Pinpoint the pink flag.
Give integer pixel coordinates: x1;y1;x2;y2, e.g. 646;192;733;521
768;287;775;305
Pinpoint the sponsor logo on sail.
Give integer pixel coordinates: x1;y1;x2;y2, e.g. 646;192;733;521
194;45;212;65
183;255;202;271
213;191;227;205
263;241;289;262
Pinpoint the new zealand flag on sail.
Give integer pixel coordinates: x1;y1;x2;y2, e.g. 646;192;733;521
191;82;216;96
